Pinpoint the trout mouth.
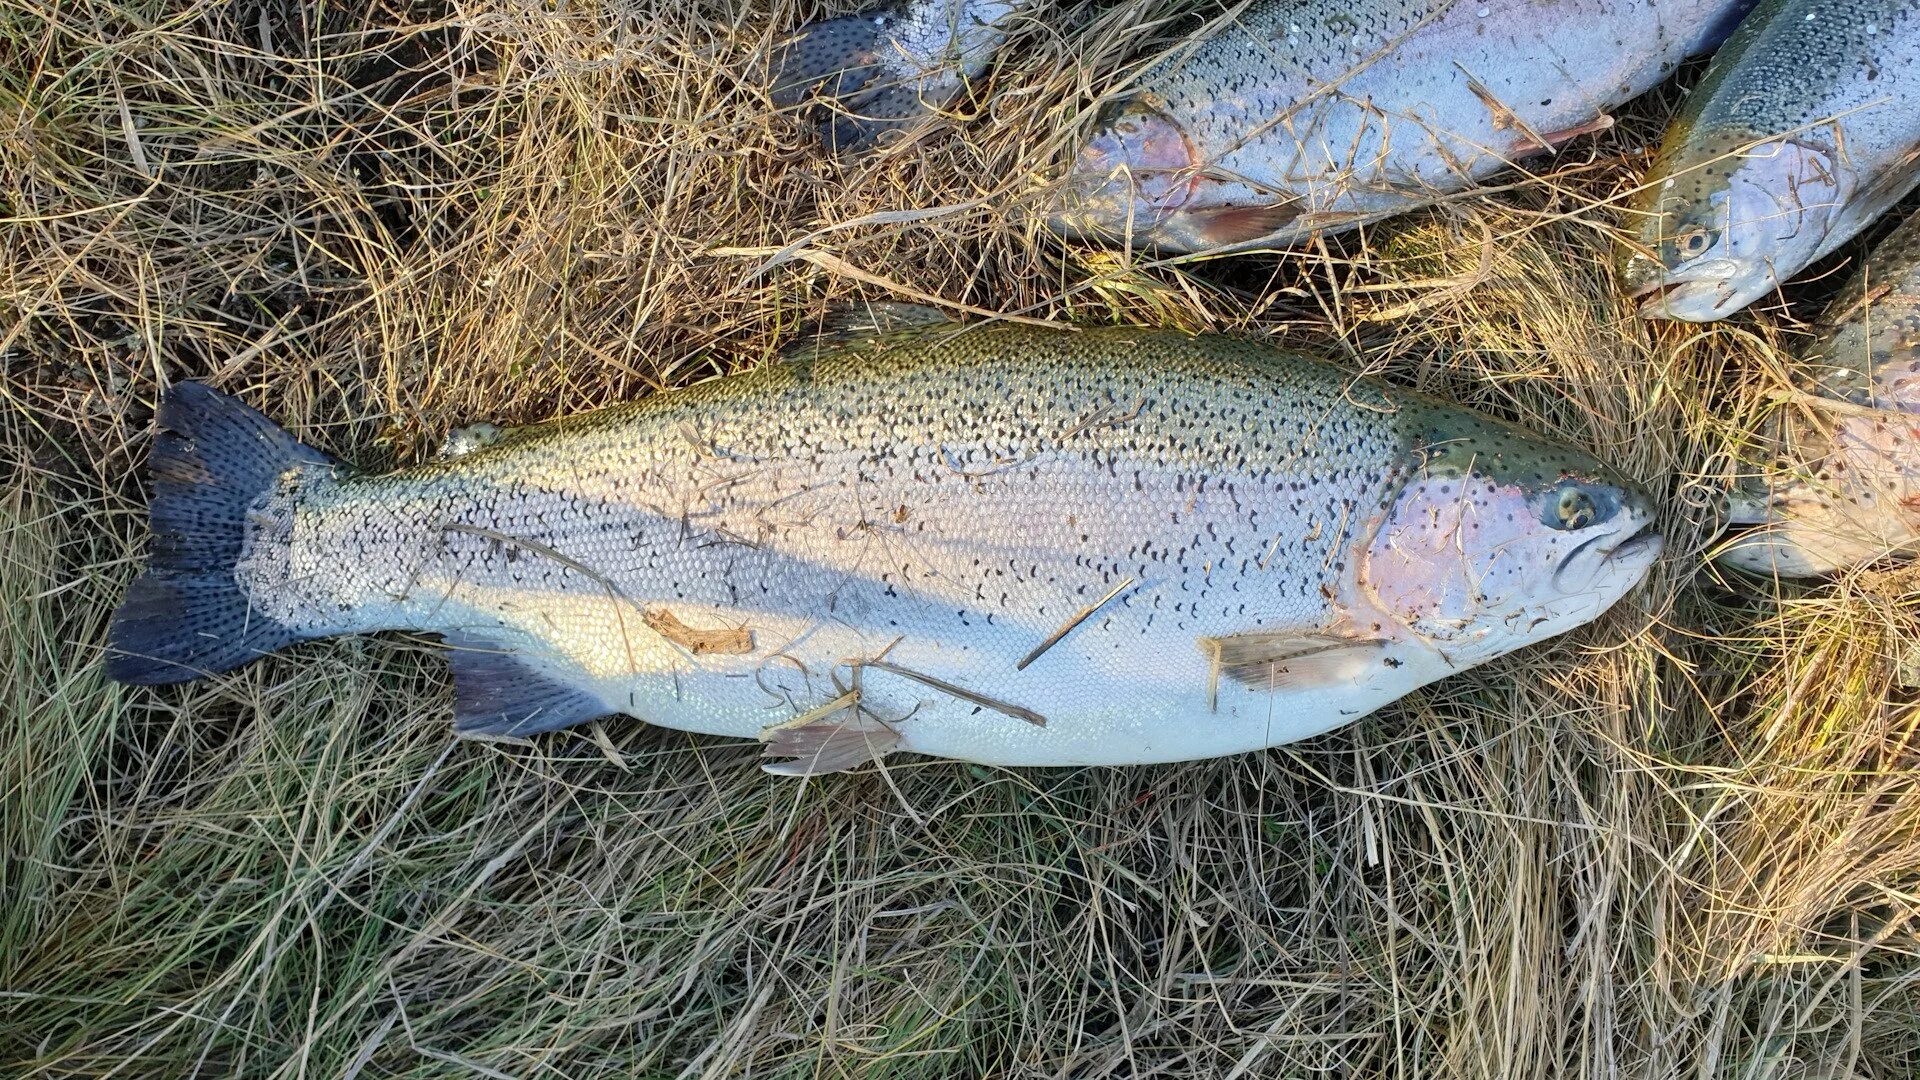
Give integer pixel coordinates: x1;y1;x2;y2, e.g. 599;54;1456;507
1634;278;1741;321
1627;279;1681;303
1601;521;1662;563
1552;520;1662;589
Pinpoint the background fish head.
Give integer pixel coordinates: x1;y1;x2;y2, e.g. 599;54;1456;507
1619;133;1851;322
1046;97;1219;251
1357;413;1663;665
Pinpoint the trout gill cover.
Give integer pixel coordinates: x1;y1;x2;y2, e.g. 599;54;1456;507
108;324;1661;773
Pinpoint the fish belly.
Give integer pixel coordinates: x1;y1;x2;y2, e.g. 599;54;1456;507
403;593;1448;766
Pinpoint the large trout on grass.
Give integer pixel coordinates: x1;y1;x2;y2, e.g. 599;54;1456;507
1047;0;1756;253
109;321;1661;773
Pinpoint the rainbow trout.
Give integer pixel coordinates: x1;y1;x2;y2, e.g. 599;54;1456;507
1047;0;1754;253
1620;0;1920;321
1720;214;1920;575
109;322;1660;773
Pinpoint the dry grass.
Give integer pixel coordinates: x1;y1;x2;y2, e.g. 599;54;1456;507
2;1;1917;1076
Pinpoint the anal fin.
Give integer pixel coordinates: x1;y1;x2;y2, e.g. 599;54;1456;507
443;631;611;739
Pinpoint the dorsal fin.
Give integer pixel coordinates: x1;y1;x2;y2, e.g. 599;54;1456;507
783;303;959;360
436;422;513;460
821;302;954;336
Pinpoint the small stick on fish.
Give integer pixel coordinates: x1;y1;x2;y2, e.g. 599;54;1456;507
1016;577;1137;671
1258;534;1285;572
1057;398;1146;442
758;689;863;738
861;660;1047;727
641;609;753;656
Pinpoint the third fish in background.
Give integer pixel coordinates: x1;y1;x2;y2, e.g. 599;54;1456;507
1620;0;1920;322
767;0;1759;245
1045;0;1757;253
1719;212;1920;576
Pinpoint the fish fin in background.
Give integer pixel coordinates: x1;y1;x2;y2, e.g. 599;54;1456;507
767;12;887;111
760;695;901;775
785;303;960;361
1200;633;1389;692
1510;114;1615;156
820;86;940;154
766;0;1014;152
443;631;612;738
820;302;955;337
107;383;337;685
1176;203;1304;250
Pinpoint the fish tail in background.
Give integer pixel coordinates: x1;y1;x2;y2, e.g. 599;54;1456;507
767;10;908;151
1687;0;1762;53
107;383;337;685
766;12;889;113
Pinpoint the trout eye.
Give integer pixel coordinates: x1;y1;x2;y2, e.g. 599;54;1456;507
1673;225;1716;261
1543;482;1614;531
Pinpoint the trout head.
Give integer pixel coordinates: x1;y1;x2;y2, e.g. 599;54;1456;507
1046;98;1299;253
1618;133;1851;322
1354;411;1662;666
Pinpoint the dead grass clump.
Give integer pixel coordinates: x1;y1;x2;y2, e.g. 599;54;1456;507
2;1;1917;1077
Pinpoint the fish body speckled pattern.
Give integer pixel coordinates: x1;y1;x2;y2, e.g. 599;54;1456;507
108;324;1659;773
1621;0;1920;321
1720;214;1920;575
1048;0;1755;253
768;0;1018;150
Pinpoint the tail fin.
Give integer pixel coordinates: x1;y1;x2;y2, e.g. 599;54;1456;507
108;383;337;685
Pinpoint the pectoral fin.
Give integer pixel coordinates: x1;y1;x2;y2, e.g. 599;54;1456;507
1199;632;1389;699
1175;203;1304;250
1509;114;1615;156
444;631;611;738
